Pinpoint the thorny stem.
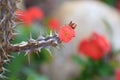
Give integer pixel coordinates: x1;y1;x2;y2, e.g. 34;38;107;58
0;0;17;76
8;35;61;53
7;21;76;53
0;0;76;79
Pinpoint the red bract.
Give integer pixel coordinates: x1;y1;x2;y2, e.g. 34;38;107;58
91;32;110;53
78;32;110;60
14;10;25;19
58;25;75;42
79;39;103;59
116;68;120;80
47;18;60;30
116;1;120;12
27;6;43;19
23;12;32;25
15;6;43;25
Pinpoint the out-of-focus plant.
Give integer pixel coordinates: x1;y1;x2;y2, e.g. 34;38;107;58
102;0;116;7
0;0;76;79
78;32;110;60
102;0;120;12
115;68;120;80
47;18;60;30
71;32;114;80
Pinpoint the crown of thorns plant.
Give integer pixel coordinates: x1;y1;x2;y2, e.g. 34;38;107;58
0;0;76;79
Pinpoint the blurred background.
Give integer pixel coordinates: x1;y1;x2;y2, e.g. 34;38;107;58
7;0;120;80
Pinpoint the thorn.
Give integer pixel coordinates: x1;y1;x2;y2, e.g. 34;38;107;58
48;50;53;57
27;53;31;64
2;67;9;72
38;47;42;52
12;32;19;36
24;51;30;56
53;31;57;35
54;41;58;45
35;51;39;57
3;59;10;64
0;45;8;59
34;49;40;56
37;36;44;41
45;47;53;56
29;32;33;41
7;55;15;58
12;24;17;29
50;30;53;37
0;74;8;79
38;29;45;40
25;51;31;64
7;39;11;46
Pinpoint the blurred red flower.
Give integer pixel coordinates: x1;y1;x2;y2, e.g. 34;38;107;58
91;32;110;53
116;1;120;12
78;32;110;60
47;18;60;30
27;6;43;19
14;10;25;19
58;25;75;42
15;6;43;25
116;68;120;80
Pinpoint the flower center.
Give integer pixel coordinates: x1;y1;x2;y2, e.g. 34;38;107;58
64;32;68;36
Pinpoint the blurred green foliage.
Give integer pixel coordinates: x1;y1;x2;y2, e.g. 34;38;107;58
102;0;116;7
6;24;50;80
70;55;113;80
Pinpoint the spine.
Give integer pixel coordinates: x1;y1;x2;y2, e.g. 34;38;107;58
0;0;16;78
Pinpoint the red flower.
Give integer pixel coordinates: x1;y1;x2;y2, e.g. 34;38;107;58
14;10;25;19
27;6;43;19
116;1;120;12
47;18;60;30
58;25;75;42
15;10;32;24
91;32;110;53
15;6;43;25
78;32;110;60
116;68;120;80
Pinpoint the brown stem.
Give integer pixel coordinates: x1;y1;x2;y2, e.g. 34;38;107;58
0;0;76;78
8;35;61;53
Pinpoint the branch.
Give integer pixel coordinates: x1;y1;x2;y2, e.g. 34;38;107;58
8;34;61;53
7;21;76;54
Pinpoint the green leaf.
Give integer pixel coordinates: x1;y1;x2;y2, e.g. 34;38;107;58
27;75;35;80
72;54;85;65
103;0;116;6
97;63;112;76
6;53;26;80
24;68;48;80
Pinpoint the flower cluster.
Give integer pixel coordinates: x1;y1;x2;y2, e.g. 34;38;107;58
15;7;75;43
78;32;110;60
15;6;43;25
